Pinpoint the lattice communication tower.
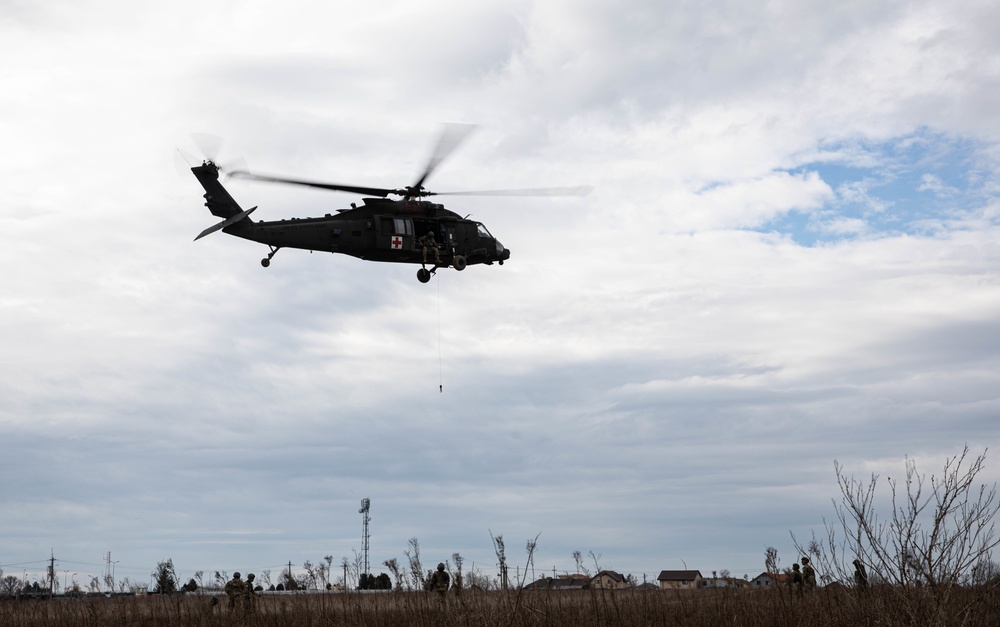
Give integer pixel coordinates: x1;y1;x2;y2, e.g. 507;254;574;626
359;498;371;577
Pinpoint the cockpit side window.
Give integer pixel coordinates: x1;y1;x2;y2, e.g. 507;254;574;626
476;223;492;238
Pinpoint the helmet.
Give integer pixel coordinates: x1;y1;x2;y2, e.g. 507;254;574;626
247;573;255;581
437;563;445;571
233;572;241;579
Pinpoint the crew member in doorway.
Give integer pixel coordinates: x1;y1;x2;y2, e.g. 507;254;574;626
418;231;441;264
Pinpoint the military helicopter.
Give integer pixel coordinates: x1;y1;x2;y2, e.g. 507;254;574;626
191;125;590;283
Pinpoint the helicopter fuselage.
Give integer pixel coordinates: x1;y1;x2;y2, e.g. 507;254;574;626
233;199;508;267
192;161;509;279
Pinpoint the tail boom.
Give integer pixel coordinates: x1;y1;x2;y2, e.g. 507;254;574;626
192;161;256;240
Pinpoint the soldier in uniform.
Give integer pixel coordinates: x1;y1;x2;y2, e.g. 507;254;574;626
801;557;817;590
429;563;450;595
244;573;259;612
224;572;245;609
418;231;441;265
790;562;803;596
853;559;868;591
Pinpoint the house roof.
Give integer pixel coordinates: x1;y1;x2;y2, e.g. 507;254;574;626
657;570;703;581
523;575;591;590
592;570;625;582
752;572;791;583
705;576;750;587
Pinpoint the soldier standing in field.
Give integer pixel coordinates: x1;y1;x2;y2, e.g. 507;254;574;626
429;563;450;595
244;573;259;613
853;559;868;591
224;572;246;609
801;557;817;590
791;562;803;596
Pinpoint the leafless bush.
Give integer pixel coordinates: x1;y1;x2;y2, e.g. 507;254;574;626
383;558;404;591
404;537;423;591
451;553;464;592
491;531;508;590
797;445;1000;625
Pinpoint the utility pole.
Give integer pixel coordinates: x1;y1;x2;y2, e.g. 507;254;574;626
48;550;56;598
105;551;118;592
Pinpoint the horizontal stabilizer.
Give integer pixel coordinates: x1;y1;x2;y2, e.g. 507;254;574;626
194;206;257;241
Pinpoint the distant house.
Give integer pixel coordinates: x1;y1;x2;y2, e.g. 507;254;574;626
552;575;590;590
657;570;703;590
751;572;792;588
522;578;551;590
703;576;749;589
522;574;590;591
590;570;627;590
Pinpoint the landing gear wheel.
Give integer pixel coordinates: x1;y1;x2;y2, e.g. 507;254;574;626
453;255;467;271
261;246;280;268
417;268;432;283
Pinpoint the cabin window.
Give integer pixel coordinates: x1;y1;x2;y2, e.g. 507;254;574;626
394;218;413;236
380;217;413;236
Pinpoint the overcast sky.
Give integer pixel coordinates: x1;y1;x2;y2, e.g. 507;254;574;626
2;0;999;589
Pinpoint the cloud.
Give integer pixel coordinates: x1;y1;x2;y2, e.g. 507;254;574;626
3;0;1000;585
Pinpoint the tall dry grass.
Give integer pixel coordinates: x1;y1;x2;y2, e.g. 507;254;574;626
2;584;998;627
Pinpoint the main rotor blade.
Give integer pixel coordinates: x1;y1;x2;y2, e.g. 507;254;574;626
411;123;478;191
431;186;594;197
228;170;395;198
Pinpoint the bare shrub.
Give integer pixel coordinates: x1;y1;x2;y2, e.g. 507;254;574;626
798;445;1000;625
404;537;423;591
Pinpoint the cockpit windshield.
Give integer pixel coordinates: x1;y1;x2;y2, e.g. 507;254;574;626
476;222;492;239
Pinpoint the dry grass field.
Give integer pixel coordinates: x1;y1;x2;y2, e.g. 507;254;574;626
3;585;999;627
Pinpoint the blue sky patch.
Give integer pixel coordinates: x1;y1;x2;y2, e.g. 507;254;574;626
762;131;990;245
